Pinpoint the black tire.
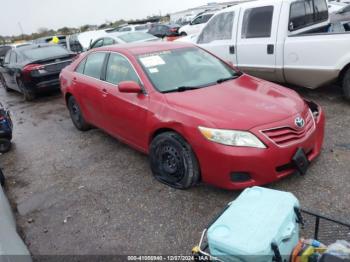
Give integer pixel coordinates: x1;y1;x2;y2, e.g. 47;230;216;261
180;32;187;36
0;168;5;187
0;138;11;154
0;73;10;92
18;79;36;101
149;132;200;189
67;96;91;131
342;68;350;101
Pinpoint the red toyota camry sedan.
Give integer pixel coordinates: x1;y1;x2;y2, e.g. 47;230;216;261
60;42;325;190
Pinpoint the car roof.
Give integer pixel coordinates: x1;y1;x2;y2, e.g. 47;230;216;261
96;42;194;56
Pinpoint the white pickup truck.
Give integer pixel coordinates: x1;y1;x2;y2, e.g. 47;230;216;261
190;0;350;100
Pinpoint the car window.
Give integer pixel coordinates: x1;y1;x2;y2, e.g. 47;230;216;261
135;25;148;31
103;38;115;46
83;52;106;79
120;27;132;32
138;47;237;93
192;15;204;25
21;45;69;60
9;51;17;64
105;53;139;85
75;58;87;74
289;0;328;31
91;39;104;49
241;6;274;38
69;34;84;53
197;12;235;44
4;51;11;64
0;46;11;57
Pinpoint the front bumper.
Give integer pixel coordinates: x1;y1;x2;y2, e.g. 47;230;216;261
193;105;325;190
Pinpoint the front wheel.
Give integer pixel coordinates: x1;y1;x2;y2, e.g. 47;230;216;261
149;132;200;189
0;138;11;154
67;96;91;131
180;32;187;36
342;68;350;101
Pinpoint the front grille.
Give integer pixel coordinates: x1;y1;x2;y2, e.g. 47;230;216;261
262;110;315;147
44;60;71;72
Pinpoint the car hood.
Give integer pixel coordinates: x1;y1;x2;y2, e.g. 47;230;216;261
164;75;306;130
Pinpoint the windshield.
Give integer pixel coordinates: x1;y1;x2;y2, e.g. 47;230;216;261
138;47;238;93
22;45;69;60
118;32;157;43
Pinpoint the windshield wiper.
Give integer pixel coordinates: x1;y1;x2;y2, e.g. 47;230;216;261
163;86;201;93
216;75;239;84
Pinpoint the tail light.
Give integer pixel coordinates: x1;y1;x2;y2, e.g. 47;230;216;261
22;64;45;81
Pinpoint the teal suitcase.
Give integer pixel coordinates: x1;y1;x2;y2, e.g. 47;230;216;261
207;187;301;262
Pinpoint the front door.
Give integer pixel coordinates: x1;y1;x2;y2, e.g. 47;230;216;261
197;10;238;66
236;3;280;81
101;53;149;149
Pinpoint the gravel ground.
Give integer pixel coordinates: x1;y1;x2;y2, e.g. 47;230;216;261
0;82;349;257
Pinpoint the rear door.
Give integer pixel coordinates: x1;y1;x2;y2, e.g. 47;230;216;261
236;2;281;81
73;52;107;128
197;10;238;65
3;51;19;90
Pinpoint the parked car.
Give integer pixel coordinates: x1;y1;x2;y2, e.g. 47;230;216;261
147;24;180;38
0;169;32;261
89;32;160;50
328;1;348;13
0;102;13;153
33;35;68;48
0;44;75;100
112;24;151;33
192;0;350;100
178;11;215;36
60;42;325;190
330;3;350;22
0;43;31;65
66;30;111;52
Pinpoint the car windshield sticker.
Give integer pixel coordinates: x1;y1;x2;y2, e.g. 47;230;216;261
140;55;165;68
149;67;159;74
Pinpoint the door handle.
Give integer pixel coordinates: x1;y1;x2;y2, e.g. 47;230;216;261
72;77;77;85
229;45;235;54
267;44;274;55
101;88;108;97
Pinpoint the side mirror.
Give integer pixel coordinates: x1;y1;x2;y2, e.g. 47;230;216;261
118;81;142;93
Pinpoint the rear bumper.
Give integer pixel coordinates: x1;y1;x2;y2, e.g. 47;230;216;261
25;75;60;93
193;107;325;190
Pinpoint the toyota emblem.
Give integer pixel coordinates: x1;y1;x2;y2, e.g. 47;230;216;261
295;117;305;128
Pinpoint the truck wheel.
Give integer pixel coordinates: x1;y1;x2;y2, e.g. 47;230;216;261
18;79;36;101
342;68;350;100
0;138;11;154
67;96;91;131
0;168;5;187
149;132;200;189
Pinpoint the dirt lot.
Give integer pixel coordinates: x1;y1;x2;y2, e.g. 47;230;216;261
0;83;349;257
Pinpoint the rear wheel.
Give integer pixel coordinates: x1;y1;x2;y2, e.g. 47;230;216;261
0;74;10;92
0;168;5;187
67;96;91;131
149;132;200;189
18;79;36;101
0;138;11;154
342;68;350;101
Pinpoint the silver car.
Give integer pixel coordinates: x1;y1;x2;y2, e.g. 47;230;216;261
0;169;31;262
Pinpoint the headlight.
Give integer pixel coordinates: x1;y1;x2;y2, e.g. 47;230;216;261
198;126;266;149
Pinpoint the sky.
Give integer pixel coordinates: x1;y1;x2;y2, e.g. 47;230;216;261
0;0;211;36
